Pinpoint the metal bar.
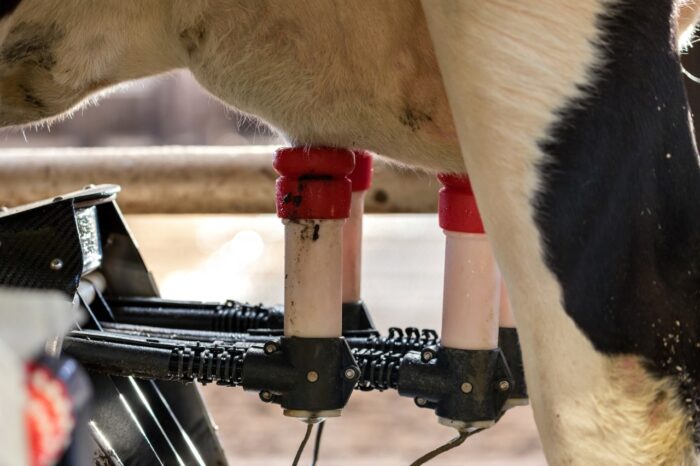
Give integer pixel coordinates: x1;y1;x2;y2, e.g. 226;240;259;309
0;146;439;213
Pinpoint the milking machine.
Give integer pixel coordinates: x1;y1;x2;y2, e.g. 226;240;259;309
0;147;528;465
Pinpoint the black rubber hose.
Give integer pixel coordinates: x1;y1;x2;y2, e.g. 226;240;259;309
62;337;175;380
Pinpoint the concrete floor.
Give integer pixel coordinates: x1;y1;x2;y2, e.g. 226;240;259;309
128;214;546;465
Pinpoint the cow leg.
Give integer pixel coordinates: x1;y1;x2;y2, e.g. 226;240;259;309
422;1;698;464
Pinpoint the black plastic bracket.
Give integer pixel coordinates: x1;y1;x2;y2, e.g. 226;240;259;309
499;327;528;405
341;301;377;335
241;337;360;418
398;346;513;430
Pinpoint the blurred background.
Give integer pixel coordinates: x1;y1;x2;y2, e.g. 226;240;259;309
0;71;280;148
3;48;700;463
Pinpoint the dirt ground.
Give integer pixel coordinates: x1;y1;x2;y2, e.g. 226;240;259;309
129;214;546;465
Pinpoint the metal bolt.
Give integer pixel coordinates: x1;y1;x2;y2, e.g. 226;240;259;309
259;390;272;402
263;341;279;354
306;371;319;383
50;258;64;271
498;380;511;392
460;382;473;394
415;397;428;407
344;367;357;380
421;349;435;362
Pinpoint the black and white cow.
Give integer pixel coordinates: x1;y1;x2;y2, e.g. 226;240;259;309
1;1;699;463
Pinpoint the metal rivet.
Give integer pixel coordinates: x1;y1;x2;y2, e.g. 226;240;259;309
498;380;511;392
344;368;357;380
461;382;473;394
306;371;319;383
415;397;428;407
259;390;272;402
263;341;279;354
83;184;96;190
53;196;63;202
50;258;63;271
421;350;435;362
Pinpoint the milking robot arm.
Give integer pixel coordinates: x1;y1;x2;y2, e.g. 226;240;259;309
0;166;526;465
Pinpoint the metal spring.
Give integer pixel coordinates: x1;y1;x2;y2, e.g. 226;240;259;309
355;327;439;354
169;343;246;386
353;348;403;391
213;300;281;333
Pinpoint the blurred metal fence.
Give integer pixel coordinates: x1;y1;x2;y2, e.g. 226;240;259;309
0;146;439;213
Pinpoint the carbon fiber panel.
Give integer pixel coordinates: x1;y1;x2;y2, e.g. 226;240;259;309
0;200;83;296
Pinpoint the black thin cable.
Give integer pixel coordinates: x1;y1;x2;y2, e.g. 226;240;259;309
292;423;314;466
409;428;484;466
78;291;104;331
311;421;325;466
